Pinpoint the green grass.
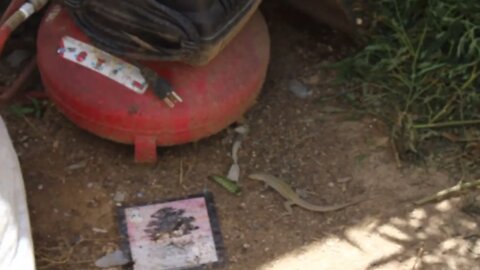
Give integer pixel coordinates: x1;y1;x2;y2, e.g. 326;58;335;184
334;0;480;158
9;98;47;118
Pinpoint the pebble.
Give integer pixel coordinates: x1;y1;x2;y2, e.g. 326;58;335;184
288;79;312;99
113;191;126;203
234;125;250;135
95;250;130;268
38;184;44;190
65;160;88;171
242;243;250;250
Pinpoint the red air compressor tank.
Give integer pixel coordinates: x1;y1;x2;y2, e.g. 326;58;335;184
37;5;270;162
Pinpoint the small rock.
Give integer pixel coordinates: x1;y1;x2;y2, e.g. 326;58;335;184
328;182;335;188
242;243;250;250
87;182;94;189
113;191;126;203
239;202;247;209
227;163;240;182
234;125;250;135
38;184;44;190
288;79;312;98
65;160;88;171
95;250;131;268
92;227;108;234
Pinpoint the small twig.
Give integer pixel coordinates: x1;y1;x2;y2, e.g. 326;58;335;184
179;159;184;185
413;119;480;129
411;244;425;270
37;241;77;269
22;115;46;140
36;237;119;269
414;179;480;205
310;156;322;167
185;153;197;177
390;136;402;168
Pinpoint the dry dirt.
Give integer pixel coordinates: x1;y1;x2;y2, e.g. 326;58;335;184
2;2;480;270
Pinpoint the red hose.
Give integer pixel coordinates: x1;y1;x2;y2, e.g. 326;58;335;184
0;0;33;106
0;56;36;106
0;25;12;55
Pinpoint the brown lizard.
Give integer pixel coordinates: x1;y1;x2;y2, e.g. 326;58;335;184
249;173;365;214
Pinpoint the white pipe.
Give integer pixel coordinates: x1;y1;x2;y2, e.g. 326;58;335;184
4;0;49;30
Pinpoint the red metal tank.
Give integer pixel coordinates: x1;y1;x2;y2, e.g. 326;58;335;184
37;5;270;163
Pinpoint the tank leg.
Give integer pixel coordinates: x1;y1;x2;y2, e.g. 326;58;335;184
134;136;157;163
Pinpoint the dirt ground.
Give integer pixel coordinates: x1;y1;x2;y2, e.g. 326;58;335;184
2;2;480;270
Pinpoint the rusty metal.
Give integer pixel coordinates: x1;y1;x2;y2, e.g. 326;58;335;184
0;57;37;107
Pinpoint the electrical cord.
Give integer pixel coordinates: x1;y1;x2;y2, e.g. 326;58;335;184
62;0;260;107
64;0;201;62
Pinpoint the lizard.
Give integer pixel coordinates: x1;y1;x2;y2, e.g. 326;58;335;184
249;173;366;214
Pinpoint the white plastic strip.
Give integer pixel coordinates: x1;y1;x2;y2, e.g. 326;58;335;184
59;36;149;94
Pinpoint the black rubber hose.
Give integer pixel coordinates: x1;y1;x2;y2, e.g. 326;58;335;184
64;0;201;61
